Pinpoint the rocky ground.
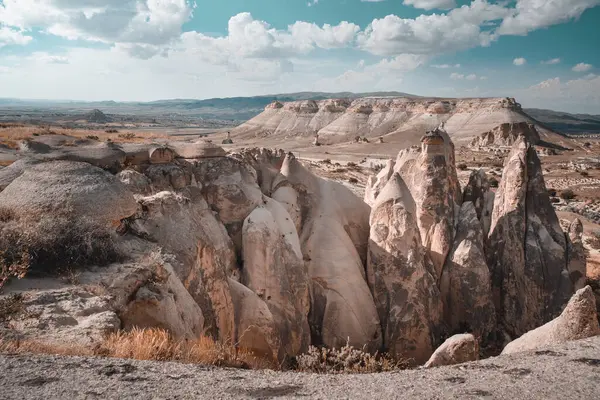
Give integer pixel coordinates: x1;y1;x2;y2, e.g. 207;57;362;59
1;337;600;399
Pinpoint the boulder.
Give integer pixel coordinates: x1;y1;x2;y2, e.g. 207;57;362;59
242;198;310;356
0;160;137;226
567;219;587;291
424;334;479;368
368;173;443;364
487;137;573;339
502;286;600;354
439;202;496;340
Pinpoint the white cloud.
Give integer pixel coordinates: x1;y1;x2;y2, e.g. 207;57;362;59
402;0;457;10
0;0;195;57
524;74;600;112
513;57;526;66
431;63;461;69
541;58;561;65
466;74;477;80
0;26;32;47
499;0;600;36
450;72;464;80
450;72;481;80
357;0;511;56
30;52;69;64
572;63;593;72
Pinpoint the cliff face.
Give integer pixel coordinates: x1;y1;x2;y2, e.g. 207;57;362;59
233;97;535;145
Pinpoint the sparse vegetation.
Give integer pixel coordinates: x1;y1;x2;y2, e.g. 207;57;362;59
0;209;120;291
0;328;277;370
322;159;331;165
489;177;499;188
105;129;119;134
457;163;468;171
548;188;557;197
297;343;407;374
348;177;359;184
0;293;24;322
580;171;589;177
86;135;99;140
118;132;137;140
560;189;576;200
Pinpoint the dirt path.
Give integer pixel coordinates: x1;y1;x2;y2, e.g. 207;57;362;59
1;337;600;399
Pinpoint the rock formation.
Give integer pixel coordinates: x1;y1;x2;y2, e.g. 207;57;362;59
439;202;496;340
424;333;479;368
502;286;600;354
487;137;573;340
567;219;587;291
469;122;540;148
462;169;494;235
368;173;442;364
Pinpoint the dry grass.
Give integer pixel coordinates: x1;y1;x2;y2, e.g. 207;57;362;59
297;343;409;374
0;125;166;144
0;328;277;370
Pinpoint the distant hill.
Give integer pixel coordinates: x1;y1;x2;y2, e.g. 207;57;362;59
83;109;111;123
524;108;600;135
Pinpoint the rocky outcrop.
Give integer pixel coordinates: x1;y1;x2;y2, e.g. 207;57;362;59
233;97;569;147
364;159;395;207
487;137;573;340
462;169;494;235
567;219;587;291
368;173;442;364
241;198;310;356
0;161;137;226
280;153;381;352
424;334;479;368
502;286;600;354
440;202;496;340
470;122;541;148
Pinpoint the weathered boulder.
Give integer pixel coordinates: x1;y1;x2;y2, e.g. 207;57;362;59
364;159;395;207
242;198;310;356
126;188;237;341
487;137;573;339
229;279;281;361
470;122;541;148
117;169;152;195
368;173;443;364
502;286;600;354
567;219;587;291
280;152;381;352
424;334;479;368
107;257;205;339
439;202;496;340
0;160;137;226
462;169;495;235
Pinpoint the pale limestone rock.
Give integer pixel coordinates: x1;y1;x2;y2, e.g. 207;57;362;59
424;334;479;368
364;159;395;207
127;188;237;341
502;286;600;354
242;198;309;356
440;202;496;340
117;169;152;195
487;137;573;339
462;169;494;235
368;173;443;364
145;164;191;192
229;279;281;361
0;160;137;226
567;219;587;291
280;153;382;352
169;140;226;159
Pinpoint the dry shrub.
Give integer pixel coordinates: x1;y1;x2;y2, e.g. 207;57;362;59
0;210;120;290
560;189;576;200
0;293;24;322
118;133;137;140
0;328;276;370
297;343;408;374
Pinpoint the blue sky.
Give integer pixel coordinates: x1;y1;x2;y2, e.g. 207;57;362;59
0;0;599;113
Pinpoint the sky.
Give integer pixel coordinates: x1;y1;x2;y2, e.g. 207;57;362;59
0;0;599;113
